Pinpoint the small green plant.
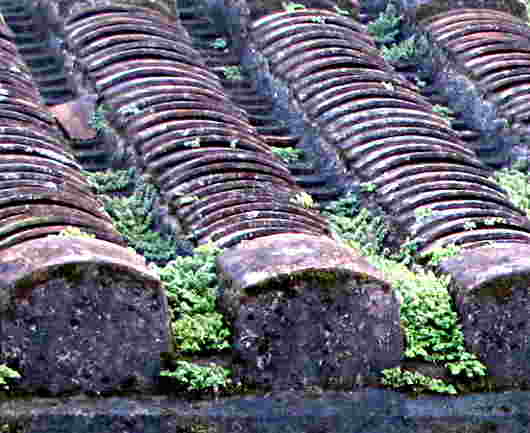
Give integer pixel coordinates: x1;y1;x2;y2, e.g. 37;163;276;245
381;367;457;395
290;191;315;208
176;129;193;137
420;243;461;267
392;237;422;265
463;220;477;230
154;243;222;316
492;168;530;215
324;192;360;218
332;210;389;256
382;81;394;91
152;243;231;354
0;364;20;390
271;146;304;163
282;1;306;12
171;313;231;353
178;195;200;205
118;102;142;117
381;36;418;63
432;104;455;122
325;191;488;395
89;103;111;132
55;226;95;239
446;355;489;378
366;253;448;302
103;178;186;264
414;207;434;222
311;15;325;23
84;167;137;194
333;5;352;16
160;361;231;392
484;217;505;226
210;38;227;49
360;182;377;193
366;3;401;44
324;192;388;256
183;137;201;148
400;282;486;377
221;65;243;81
365;253;487;392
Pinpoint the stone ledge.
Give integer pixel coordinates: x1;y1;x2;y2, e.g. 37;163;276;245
2;390;530;433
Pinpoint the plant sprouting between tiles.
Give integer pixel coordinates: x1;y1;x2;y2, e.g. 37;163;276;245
102;177;189;264
282;2;306;12
322;195;486;394
84;167;137;194
366;3;402;44
271;147;304;163
160;361;231;392
221;66;243;81
151;243;231;354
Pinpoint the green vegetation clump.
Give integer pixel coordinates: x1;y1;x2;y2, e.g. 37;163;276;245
152;243;231;354
84;167;137;194
171;313;231;353
282;2;306;12
160;361;231;392
326;207;389;256
290;191;315;208
322;193;486;395
102;177;186;263
0;364;20;390
360;182;377;193
323;192;388;258
89;103;111;132
155;243;232;392
359;249;486;394
333;5;353;16
366;3;401;44
210;38;227;49
492;168;530;214
381;367;457;395
56;227;95;239
420;243;461;267
391;237;422;265
380;36;419;63
366;3;425;64
432;104;455;124
324;192;360;217
118;102;142;117
183;137;201;148
221;66;243;81
271;146;304;163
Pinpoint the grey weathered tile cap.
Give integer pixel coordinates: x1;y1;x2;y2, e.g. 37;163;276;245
0;236;159;293
217;232;391;292
439;242;530;293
